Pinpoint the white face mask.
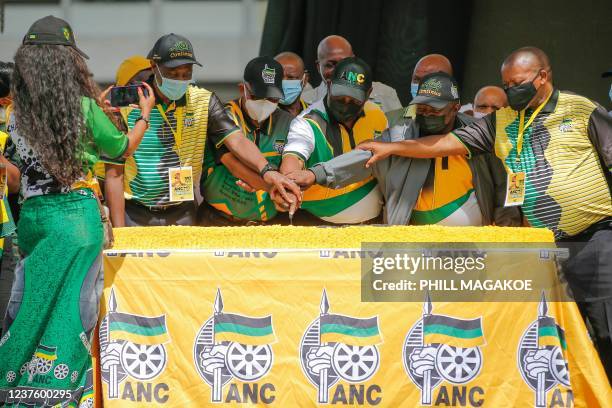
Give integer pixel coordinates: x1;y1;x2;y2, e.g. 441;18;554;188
244;88;278;122
473;111;487;119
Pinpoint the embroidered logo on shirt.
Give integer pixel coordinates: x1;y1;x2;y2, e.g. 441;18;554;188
559;118;574;132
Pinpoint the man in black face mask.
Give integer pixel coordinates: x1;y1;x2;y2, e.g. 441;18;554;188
359;46;612;381
279;57;387;225
284;72;520;227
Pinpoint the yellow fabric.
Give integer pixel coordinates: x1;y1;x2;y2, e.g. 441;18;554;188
115;55;151;86
340;101;388;152
413;155;474;211
97;226;610;407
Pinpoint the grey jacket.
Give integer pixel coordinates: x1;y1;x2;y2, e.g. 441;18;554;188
309;113;522;226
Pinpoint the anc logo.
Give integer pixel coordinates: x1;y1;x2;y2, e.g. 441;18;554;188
99;289;170;400
262;65;276;84
300;289;383;405
419;79;443;97
170;41;190;52
339;70;366;85
558;118;574;133
193;289;276;404
403;293;485;406
517;293;573;407
63;27;71;42
14;342;75;386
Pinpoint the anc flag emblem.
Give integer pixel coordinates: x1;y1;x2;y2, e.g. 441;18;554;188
34;344;58;361
320;314;382;346
214;313;275;345
423;315;485;348
109;312;170;345
538;317;567;350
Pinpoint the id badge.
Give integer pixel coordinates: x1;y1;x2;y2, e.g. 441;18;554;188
168;166;194;202
0;164;6;200
505;171;526;207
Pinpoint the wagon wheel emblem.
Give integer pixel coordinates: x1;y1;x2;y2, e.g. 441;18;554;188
225;342;273;381
5;371;16;383
54;363;70;380
549;347;570;387
120;343;167;381
36;357;54;374
331;344;380;383
435;345;482;384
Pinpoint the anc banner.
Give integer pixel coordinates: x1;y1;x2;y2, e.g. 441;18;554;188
94;227;611;407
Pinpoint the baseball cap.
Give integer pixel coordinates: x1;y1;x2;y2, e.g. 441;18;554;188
115;55;151;86
410;71;460;109
329;57;372;103
243;56;284;99
22;15;89;59
147;33;202;68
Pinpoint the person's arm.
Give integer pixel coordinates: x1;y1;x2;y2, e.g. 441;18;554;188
220;152;268;191
359;114;497;167
104;163;126;227
0;155;19;194
587;104;612;173
206;93;301;205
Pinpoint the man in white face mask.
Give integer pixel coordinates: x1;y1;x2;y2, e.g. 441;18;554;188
199;56;296;226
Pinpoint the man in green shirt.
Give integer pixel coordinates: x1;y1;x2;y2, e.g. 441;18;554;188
106;34;300;226
200;57;294;225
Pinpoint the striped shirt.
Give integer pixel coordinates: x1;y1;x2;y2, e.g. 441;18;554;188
119;85;239;207
453;89;612;239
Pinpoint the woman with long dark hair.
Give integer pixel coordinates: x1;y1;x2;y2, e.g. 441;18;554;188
0;16;154;407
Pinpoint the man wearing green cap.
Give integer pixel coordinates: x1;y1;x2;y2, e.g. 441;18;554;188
105;33;301;227
280;56;387;225
199;56;295;225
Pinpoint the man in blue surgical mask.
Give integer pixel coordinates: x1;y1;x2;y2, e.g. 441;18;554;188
275;51;309;117
106;34;301;227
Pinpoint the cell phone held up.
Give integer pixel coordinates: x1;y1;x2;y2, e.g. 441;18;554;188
109;84;149;107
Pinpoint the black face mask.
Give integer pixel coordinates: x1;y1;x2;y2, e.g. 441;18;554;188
505;73;539;111
416;114;448;135
328;98;363;123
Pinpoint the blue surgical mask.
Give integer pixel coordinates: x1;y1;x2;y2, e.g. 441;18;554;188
155;66;192;101
609;83;612;103
410;82;419;99
280;79;303;105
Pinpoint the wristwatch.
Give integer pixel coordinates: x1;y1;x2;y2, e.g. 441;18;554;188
259;162;279;178
136;115;150;129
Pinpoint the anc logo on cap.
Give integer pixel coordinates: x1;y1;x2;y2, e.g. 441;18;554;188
262;64;276;84
63;27;71;42
339;70;366;85
419;78;443;97
170;41;190;52
450;84;459;99
169;41;193;59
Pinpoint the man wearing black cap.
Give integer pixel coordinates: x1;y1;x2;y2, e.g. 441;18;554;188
285;72;520;227
106;34;300;227
280;56;387;225
199;56;295;225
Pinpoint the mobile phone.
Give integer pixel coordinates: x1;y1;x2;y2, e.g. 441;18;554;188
109;85;149;107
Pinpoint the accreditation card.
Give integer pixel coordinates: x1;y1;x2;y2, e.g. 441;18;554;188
168;166;194;202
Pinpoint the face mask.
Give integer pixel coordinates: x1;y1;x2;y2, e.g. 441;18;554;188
155;66;192;101
410;82;419;99
505;73;539;111
473;111;486;119
244;88;277;122
609;84;612;103
280;79;303;105
328;98;363;123
416;114;448;135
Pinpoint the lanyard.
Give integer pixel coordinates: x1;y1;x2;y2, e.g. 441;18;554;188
515;90;552;162
157;103;185;162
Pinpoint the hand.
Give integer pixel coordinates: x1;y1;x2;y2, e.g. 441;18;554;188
409;346;437;376
99;85;120;112
287;170;316;190
262;171;302;207
200;344;229;374
101;342;123;371
270;189;299;214
236;179;257;193
524;348;552;379
358;140;394;168
307;345;334;375
137;82;156;117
